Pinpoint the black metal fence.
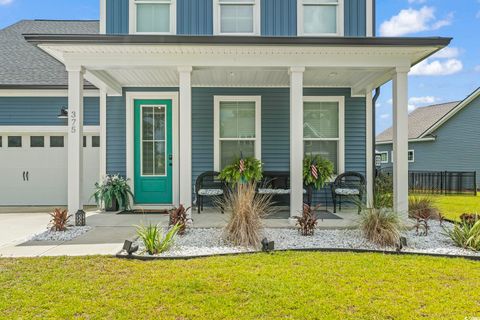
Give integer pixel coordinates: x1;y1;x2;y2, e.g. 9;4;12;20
378;169;477;196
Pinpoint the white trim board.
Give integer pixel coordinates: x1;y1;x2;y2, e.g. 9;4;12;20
0;89;100;97
0;126;100;134
129;0;177;35
100;0;106;34
213;95;262;171
376;137;436;145
125;91;179;206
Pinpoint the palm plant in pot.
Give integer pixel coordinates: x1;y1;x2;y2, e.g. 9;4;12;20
93;174;134;212
303;154;335;205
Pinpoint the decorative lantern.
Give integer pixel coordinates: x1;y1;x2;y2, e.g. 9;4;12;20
75;210;86;226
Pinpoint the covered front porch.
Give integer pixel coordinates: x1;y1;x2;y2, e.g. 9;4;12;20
29;35;450;220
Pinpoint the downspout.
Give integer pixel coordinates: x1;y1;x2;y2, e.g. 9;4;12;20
372;87;381;199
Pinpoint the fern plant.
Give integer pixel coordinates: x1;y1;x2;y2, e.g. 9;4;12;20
93;174;134;211
218;157;263;185
303;154;334;190
135;223;181;255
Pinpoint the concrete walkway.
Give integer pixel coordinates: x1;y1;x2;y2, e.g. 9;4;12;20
0;208;359;258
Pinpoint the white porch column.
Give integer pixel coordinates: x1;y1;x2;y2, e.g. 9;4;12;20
67;66;85;217
178;66;193;212
99;89;107;180
366;90;374;206
392;66;410;215
289;67;305;219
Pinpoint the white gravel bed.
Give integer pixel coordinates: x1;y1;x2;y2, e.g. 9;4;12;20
30;226;92;242
130;221;480;258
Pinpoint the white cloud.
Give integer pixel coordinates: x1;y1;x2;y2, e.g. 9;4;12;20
380;6;453;36
409;96;438;105
380;114;390;120
475;65;480;72
432;47;460;59
0;0;13;5
410;59;463;76
408;0;427;3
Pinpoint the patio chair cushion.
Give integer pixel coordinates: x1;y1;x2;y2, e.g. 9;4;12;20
198;189;224;196
334;188;360;196
258;188;308;195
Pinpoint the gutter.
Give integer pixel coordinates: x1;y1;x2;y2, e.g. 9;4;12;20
376;137;437;145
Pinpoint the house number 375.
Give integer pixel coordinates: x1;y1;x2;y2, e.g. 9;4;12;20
70;111;77;133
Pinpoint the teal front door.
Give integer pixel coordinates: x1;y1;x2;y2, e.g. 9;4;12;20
134;99;173;204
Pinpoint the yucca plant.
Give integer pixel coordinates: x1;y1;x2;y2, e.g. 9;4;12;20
135;223;181;255
359;206;402;247
220;182;275;248
93;174;134;211
49;208;71;232
445;215;480;251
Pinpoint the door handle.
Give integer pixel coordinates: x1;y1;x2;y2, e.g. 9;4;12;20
26;171;29;181
23;171;25;181
168;154;173;166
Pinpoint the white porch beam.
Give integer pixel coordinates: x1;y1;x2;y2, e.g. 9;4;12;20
85;70;123;96
178;66;193;213
67;66;85;219
392;66;410;216
365;90;374;207
99;89;107;180
289;67;305;219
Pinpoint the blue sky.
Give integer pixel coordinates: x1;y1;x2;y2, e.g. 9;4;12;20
0;0;479;133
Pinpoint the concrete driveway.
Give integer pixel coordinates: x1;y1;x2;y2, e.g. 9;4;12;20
0;212;51;248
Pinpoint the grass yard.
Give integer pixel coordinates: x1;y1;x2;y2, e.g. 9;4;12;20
419;194;480;221
1;253;479;319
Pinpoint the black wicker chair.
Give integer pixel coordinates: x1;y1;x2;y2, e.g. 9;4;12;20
331;172;366;214
195;171;226;214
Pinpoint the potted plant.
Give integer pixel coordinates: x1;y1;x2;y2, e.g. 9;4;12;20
93;174;134;212
303;154;334;197
218;156;263;186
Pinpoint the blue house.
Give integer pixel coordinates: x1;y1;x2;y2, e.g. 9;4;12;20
377;88;480;182
0;0;451;218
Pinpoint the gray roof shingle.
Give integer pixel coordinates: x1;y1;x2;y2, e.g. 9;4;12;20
0;20;99;87
376;101;460;142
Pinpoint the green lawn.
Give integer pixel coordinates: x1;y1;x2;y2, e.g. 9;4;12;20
418;194;480;221
1;253;479;319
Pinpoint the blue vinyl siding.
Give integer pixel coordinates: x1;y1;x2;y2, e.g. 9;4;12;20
177;0;213;35
261;0;297;36
377;96;480;182
344;0;366;37
0;97;99;126
106;0;129;34
106;0;367;37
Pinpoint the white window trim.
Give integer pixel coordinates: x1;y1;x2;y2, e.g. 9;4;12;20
379;151;389;164
129;0;177;35
303;96;345;175
214;96;262;171
391;150;415;163
297;0;344;37
213;0;261;36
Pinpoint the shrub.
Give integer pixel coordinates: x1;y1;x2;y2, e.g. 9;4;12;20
445;216;480;252
218;157;263;186
93;174;134;211
459;213;480;226
409;196;441;236
360;207;402;247
303;155;334;190
169;205;191;235
374;172;393;209
49;208;71;232
135;223;181;255
296;204;320;236
221;183;275;248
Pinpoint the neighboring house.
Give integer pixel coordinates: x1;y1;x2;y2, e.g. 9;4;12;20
0;0;451;217
377;88;480;182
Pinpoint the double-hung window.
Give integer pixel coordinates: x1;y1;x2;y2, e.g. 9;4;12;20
379;151;389;164
214;0;260;35
130;0;176;34
298;0;343;36
303;97;345;175
214;96;261;170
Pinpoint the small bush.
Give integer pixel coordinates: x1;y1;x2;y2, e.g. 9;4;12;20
296;204;320;236
169;205;190;235
374;172;393;209
221;183;275;248
409;196;441;236
49;208;71;232
360;207;402;247
445;217;480;252
135;223;180;255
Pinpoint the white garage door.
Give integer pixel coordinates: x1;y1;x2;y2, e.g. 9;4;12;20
0;134;100;206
